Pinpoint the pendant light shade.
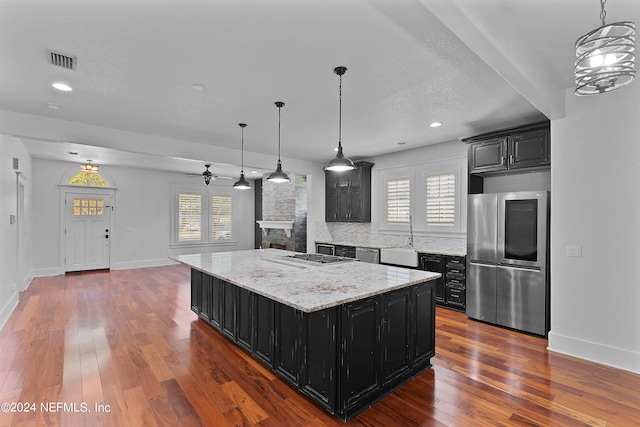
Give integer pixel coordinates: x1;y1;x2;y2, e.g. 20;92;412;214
202;164;213;186
575;0;636;95
325;66;356;172
233;123;252;190
267;101;290;183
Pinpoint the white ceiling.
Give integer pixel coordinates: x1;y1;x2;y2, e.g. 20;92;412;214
1;0;638;176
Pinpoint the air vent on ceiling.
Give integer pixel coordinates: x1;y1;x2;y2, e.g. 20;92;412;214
47;49;76;70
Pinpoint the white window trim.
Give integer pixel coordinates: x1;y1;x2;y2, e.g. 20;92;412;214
170;183;238;248
381;172;414;232
378;156;466;237
423;168;461;234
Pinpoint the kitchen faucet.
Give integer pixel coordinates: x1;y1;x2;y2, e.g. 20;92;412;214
408;215;414;247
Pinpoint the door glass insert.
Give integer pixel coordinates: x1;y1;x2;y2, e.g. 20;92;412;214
504;199;537;262
72;198;105;216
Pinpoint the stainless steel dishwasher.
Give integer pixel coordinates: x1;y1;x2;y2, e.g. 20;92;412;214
356;247;380;263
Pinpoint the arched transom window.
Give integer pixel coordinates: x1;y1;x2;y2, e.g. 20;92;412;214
68;171;108;186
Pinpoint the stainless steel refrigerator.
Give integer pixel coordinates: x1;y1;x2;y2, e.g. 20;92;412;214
466;191;550;336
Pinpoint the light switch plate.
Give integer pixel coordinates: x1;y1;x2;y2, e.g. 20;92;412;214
566;245;582;257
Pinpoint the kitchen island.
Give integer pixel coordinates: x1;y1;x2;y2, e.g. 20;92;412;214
172;249;440;421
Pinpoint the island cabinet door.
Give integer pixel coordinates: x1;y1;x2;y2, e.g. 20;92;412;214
236;287;253;352
300;308;337;412
339;296;382;415
412;283;436;368
381;288;412;387
274;304;302;386
253;294;275;368
209;277;223;331
221;282;237;341
190;269;201;314
199;273;212;323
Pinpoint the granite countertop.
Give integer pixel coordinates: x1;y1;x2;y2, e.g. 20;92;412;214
171;249;440;313
315;240;467;257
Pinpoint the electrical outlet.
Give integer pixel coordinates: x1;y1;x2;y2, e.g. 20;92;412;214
565;245;582;257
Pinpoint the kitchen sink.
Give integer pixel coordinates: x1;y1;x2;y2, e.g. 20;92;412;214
380;248;419;267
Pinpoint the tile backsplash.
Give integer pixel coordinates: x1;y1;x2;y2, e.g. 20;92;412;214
314;221;466;254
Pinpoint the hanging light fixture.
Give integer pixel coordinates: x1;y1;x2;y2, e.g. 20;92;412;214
266;101;290;183
233;123;251;190
325;66;356;172
202;164;213;186
80;160;99;172
575;0;636;95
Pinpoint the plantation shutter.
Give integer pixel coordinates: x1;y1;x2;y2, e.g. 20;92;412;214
178;193;202;241
211;195;232;240
426;173;455;224
387;178;411;223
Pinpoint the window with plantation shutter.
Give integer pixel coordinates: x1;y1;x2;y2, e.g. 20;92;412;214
178;193;202;241
426;173;455;225
387;177;411;223
211;195;232;240
172;185;236;247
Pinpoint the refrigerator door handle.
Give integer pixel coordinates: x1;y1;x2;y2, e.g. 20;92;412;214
497;264;542;273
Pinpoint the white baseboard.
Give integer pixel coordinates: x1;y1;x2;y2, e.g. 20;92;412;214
111;258;177;271
34;267;64;277
548;331;640;375
20;270;34;292
0;290;19;332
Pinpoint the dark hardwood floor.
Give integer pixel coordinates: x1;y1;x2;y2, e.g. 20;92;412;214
1;265;638;426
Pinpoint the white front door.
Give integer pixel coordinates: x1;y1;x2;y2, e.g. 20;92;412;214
65;192;112;272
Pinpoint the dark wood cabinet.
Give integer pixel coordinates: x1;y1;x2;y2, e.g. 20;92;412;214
444;256;466;311
381;289;411;387
274;304;300;386
468;137;508;173
300;309;337;411
189;268;435;421
325;161;373;222
341;296;382;413
508;128;550;170
190;270;200;314
253;294;274;367
420;254;446;304
412;283;435;366
465;122;550;178
419;254;466;311
221;281;236;340
236;287;253;351
209;276;223;330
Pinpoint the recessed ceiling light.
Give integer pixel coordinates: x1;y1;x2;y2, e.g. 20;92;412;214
191;83;206;91
52;82;73;91
251;170;259;174
429;122;442;128
68;151;78;155
45;103;62;110
397;141;407;145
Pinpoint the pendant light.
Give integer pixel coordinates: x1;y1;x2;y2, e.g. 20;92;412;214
233;123;251;190
266;101;290;183
575;0;635;95
325;66;356;172
202;164;213;186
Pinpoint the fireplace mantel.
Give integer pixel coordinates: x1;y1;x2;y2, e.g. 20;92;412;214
256;220;294;237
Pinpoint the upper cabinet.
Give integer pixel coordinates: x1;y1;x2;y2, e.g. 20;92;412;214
325;161;373;222
465;122;550;175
